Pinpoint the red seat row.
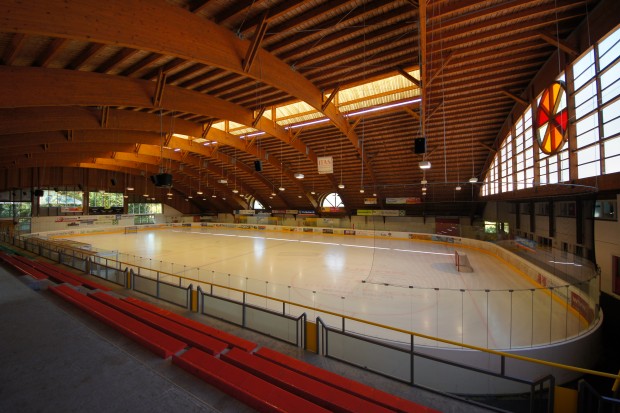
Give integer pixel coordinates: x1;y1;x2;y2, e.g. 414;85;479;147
173;347;331;413
0;252;49;280
222;347;394;413
89;292;228;356
124;296;257;352
49;285;187;358
47;283;437;413
255;347;439;413
31;258;111;291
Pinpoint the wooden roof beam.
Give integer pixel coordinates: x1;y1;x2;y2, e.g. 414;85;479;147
500;89;529;106
67;43;105;70
322;85;341;112
252;106;266;128
243;11;269;73
426;52;454;88
537;30;579;56
101;106;110;128
36;38;67;67
153;69;167;107
96;48;139;74
201;120;213;140
397;67;421;87
2;33;26;65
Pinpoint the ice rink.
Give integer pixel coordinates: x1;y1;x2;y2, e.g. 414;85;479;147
57;226;588;350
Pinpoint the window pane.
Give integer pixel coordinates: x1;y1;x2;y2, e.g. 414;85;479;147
606;155;620;173
573;50;595;90
599;32;620;70
576;113;599;135
604;116;620;138
577;146;600;164
605;136;620;157
577;127;600;148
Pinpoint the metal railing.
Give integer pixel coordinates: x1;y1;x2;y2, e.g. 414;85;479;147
2;230;619;411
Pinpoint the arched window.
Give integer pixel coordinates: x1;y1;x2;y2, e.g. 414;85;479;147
251;199;265;210
322;192;344;208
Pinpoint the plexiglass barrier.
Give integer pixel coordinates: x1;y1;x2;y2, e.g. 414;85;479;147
7;226;600;350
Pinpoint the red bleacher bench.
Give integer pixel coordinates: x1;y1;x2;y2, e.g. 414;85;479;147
89;292;228;356
255;347;439;413
222;347;393;413
12;257;83;287
173;347;330;413
34;259;110;291
0;253;49;280
124;296;257;352
49;285;186;358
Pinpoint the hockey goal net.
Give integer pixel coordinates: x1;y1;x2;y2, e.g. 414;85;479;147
124;226;138;234
455;250;473;272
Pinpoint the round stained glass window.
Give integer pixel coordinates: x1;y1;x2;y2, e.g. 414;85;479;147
535;81;568;155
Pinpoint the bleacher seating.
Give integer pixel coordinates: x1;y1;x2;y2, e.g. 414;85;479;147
124;296;257;352
49;284;187;358
255;347;439;413
33;259;111;291
0;252;49;280
173;347;331;413
89;292;228;356
222;347;394;413
3;249;439;413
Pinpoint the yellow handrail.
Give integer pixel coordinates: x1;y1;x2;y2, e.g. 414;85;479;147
26;235;620;382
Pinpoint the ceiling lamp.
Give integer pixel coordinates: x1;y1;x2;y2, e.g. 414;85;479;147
232;188;239;194
294;172;304;179
212;194;217;198
166;191;173;196
279;187;285;191
310;190;316;195
359;188;365;193
142;193;149;197
420;179;427;185
126;186;134;191
123;194;128;199
469;177;478;183
196;190;203;195
456;185;462;191
188;195;193;199
422;186;427;192
419;161;431;169
338;183;345;189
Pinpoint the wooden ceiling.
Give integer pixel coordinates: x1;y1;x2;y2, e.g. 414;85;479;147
0;0;608;214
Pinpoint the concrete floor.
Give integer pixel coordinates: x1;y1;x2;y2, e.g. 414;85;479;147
0;253;498;413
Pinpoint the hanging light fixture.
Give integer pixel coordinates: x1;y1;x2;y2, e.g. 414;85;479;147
469;132;477;183
279;140;285;191
197;161;203;195
232;151;239;193
338;138;345;189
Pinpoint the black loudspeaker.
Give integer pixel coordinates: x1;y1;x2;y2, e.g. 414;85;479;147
414;137;426;154
150;173;173;187
33;189;44;197
110;178;116;186
254;160;262;172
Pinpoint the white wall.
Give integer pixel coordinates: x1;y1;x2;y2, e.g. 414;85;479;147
30;214;134;234
595;194;620;298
